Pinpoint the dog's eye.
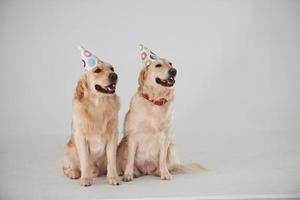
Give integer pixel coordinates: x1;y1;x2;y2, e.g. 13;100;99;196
155;64;162;68
94;68;102;73
110;67;114;72
169;62;172;66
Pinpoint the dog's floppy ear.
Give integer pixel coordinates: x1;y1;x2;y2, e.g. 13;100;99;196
138;68;147;86
75;75;89;100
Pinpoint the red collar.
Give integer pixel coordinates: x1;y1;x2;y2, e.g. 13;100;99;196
141;93;168;106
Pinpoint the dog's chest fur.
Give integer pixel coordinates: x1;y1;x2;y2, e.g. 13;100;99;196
88;135;106;155
72;95;119;144
136;97;173;132
125;94;174;137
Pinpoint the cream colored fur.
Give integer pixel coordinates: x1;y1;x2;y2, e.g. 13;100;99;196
117;58;206;182
63;62;120;186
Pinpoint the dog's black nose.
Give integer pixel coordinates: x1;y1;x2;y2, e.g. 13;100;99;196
108;73;118;82
168;68;177;77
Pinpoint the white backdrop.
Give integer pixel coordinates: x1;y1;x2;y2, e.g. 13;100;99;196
1;0;299;137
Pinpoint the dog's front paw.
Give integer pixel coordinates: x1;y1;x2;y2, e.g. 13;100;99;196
123;174;133;182
64;169;80;179
80;177;93;187
107;176;120;185
160;170;172;180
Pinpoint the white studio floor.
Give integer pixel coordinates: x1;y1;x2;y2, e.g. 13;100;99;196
0;131;299;200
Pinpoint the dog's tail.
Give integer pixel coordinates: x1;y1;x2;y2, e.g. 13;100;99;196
170;163;208;174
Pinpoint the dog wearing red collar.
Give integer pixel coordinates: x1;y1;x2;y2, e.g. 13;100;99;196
117;57;180;181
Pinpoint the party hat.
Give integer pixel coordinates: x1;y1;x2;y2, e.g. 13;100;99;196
138;44;160;67
78;45;102;71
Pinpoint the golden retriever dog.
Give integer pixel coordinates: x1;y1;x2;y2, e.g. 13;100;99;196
117;57;205;182
63;60;120;186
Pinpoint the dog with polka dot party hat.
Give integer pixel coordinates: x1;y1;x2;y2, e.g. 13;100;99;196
117;44;206;182
63;46;120;186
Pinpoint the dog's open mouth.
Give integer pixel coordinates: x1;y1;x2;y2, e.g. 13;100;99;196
155;77;175;87
95;83;116;94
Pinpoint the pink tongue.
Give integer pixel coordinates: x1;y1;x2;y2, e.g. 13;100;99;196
167;79;174;84
106;84;116;91
110;85;115;90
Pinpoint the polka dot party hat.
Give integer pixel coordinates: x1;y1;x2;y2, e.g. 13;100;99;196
78;45;102;71
139;44;160;67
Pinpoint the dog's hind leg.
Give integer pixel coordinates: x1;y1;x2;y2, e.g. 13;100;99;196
63;138;81;179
